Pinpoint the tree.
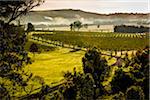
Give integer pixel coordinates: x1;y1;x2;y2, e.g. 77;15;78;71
62;69;95;100
83;24;88;29
0;0;44;24
70;23;74;31
70;21;82;31
110;69;135;93
0;23;33;98
27;22;35;32
125;86;145;100
29;43;38;53
74;21;82;31
82;47;108;97
0;0;44;98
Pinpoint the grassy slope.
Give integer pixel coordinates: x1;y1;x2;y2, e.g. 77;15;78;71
27;48;85;84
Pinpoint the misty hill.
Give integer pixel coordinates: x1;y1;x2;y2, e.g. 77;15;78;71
20;9;149;26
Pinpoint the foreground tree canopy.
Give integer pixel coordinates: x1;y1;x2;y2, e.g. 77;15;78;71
0;0;44;24
0;0;44;99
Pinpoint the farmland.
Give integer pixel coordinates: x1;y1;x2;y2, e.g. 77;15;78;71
1;1;149;99
26;31;148;84
21;30;149;99
32;31;149;50
25;38;117;85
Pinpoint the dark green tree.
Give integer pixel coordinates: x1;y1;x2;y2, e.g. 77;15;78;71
29;43;38;54
62;70;95;100
110;69;135;93
74;20;82;31
82;47;108;98
0;0;44;98
125;86;145;100
27;23;35;32
70;23;74;31
70;21;82;31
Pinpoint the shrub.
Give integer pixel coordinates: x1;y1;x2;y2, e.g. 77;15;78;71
110;69;135;93
29;43;38;53
125;86;145;100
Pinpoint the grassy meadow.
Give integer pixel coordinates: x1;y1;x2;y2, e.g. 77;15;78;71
26;45;85;84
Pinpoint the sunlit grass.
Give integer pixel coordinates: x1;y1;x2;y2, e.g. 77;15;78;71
27;48;85;84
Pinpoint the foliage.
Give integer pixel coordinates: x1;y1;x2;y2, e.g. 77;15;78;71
27;22;35;32
0;0;44;99
110;47;149;99
110;68;135;93
60;47;149;99
70;21;82;31
60;48;109;99
70;23;74;31
112;91;125;100
63;70;95;100
82;47;108;85
29;43;38;53
25;41;56;52
0;0;44;24
0;23;32;98
125;86;145;100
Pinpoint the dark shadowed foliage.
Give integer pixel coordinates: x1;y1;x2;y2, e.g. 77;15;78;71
0;0;44;99
27;22;35;32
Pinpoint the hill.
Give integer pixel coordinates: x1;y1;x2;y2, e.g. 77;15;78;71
20;9;149;25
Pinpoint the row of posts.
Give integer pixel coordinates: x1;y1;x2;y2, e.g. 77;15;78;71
31;36;137;57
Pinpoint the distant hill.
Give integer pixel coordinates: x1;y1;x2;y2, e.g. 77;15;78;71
20;9;149;26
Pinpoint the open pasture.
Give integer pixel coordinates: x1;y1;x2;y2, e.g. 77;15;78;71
27;48;85;84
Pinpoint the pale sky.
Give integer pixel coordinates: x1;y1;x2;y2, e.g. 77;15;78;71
33;0;150;14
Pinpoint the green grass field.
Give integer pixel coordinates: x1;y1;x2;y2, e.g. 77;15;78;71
27;48;85;84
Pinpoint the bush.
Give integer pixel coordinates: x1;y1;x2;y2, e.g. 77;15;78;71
110;69;135;93
0;23;32;98
112;91;125;100
125;86;145;100
62;69;95;100
29;43;38;53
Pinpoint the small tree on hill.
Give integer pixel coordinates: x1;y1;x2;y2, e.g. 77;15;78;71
70;23;74;31
70;21;82;31
74;21;82;31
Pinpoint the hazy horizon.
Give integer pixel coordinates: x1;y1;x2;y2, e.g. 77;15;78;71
33;0;149;14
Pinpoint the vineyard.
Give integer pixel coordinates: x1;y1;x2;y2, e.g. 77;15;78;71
32;31;149;50
1;1;149;99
